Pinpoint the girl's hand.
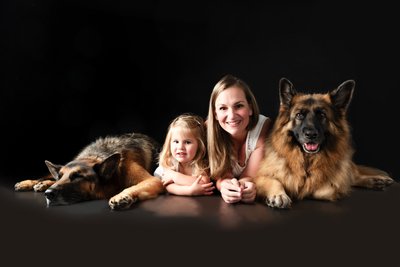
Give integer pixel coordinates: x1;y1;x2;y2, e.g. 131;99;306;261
196;175;211;184
161;176;174;186
189;176;215;196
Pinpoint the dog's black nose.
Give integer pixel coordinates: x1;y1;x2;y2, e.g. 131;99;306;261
44;188;57;201
304;127;318;140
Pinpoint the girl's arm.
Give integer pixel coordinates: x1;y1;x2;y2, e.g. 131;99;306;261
163;169;209;185
154;165;174;186
164;183;193;196
165;177;215;196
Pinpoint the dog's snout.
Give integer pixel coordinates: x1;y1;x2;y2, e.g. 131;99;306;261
303;127;318;140
44;188;57;201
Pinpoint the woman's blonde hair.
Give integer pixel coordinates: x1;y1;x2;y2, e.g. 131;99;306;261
158;113;208;176
207;74;260;179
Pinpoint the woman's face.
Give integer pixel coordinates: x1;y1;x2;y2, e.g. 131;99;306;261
214;87;253;138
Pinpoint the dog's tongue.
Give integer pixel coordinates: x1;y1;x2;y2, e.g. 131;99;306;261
304;143;319;151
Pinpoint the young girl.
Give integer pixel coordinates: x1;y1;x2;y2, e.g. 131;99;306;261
154;113;215;196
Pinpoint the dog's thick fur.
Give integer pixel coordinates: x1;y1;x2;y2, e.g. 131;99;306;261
14;132;164;210
255;78;394;209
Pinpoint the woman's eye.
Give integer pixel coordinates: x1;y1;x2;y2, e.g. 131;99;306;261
235;104;244;109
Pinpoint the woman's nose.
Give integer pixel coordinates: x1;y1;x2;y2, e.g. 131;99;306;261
227;107;235;118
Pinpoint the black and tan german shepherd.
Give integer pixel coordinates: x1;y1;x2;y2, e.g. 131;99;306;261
255;78;394;209
14;133;164;210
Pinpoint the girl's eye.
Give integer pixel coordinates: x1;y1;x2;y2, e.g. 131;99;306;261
218;106;227;111
184;140;192;144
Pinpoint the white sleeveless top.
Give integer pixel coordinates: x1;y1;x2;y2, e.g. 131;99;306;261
231;114;268;177
154;160;195;178
154;161;181;178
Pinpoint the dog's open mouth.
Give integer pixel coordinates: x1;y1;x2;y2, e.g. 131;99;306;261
302;142;320;154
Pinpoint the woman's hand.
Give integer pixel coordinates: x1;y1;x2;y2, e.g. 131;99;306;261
239;180;256;203
219;178;256;203
219;178;244;203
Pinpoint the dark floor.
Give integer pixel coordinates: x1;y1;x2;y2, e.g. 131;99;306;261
2;179;399;266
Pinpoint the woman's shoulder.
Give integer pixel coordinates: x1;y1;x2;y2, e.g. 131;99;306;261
258;114;270;123
246;114;272;151
256;114;272;145
257;114;272;133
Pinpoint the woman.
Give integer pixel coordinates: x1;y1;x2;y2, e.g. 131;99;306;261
207;74;272;203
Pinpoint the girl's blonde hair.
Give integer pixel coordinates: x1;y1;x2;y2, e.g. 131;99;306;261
207;74;260;179
159;113;208;176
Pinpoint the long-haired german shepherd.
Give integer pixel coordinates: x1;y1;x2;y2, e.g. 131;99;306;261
255;78;394;209
14;133;164;210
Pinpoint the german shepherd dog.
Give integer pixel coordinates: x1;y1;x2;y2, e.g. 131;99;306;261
255;78;394;209
14;133;164;210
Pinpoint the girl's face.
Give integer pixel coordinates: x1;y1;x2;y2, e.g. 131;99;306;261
170;126;199;165
214;87;253;138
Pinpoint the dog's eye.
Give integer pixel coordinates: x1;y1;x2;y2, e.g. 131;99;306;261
295;113;304;120
69;173;81;181
316;110;326;119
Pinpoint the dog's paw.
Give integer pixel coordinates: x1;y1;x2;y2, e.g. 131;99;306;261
109;193;138;210
265;193;292;209
14;180;36;191
33;182;49;192
368;176;395;190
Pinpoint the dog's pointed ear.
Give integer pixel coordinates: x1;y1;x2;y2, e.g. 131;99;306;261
45;160;63;180
94;153;121;181
279;78;296;107
330;80;355;112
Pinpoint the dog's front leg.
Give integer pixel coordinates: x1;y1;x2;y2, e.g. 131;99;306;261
255;176;292;209
108;176;164;210
15;175;55;192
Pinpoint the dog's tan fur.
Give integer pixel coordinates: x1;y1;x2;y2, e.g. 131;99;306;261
15;133;164;210
255;78;394;209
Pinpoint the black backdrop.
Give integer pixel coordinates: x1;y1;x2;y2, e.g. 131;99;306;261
1;1;399;182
